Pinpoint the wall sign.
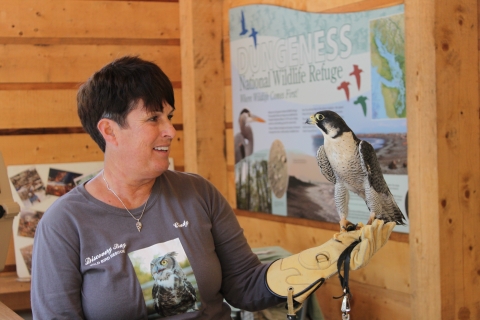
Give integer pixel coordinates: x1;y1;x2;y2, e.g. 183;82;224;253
230;4;409;233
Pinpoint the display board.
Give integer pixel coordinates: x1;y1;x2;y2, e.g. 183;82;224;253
7;159;175;279
7;161;104;279
229;4;409;233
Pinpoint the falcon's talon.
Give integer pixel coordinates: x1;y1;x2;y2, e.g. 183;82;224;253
340;218;356;233
344;224;357;232
354;222;365;230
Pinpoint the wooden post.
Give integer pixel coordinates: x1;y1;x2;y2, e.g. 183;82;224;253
406;0;480;318
179;0;228;195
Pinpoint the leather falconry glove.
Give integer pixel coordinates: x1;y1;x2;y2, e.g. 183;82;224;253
265;219;395;315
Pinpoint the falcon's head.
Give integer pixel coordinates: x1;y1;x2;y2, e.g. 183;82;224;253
305;110;352;139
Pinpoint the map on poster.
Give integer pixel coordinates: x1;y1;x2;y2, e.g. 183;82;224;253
229;4;409;233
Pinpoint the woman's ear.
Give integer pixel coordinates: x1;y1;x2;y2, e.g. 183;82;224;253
97;118;117;146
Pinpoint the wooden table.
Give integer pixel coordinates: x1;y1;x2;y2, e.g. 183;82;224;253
0;272;31;312
0;301;23;320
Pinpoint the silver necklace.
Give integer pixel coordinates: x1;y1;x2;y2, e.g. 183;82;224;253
102;171;151;232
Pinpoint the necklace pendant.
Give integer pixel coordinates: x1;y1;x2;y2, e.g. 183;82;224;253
136;221;142;232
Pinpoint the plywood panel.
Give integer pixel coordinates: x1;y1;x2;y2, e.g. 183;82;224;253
0;90;80;128
0;45;181;83
0;88;184;129
0;0;179;40
317;280;410;320
0;131;184;167
0;134;103;165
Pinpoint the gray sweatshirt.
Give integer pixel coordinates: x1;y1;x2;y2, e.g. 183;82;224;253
31;170;283;319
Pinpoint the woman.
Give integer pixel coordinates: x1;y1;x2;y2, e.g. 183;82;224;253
31;56;394;320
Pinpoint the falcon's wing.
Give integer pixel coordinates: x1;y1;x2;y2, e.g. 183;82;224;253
358;140;389;194
316;146;336;184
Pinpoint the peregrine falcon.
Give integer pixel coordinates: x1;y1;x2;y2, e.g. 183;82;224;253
306;110;406;232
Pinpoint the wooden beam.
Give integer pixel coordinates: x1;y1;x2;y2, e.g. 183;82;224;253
406;0;480;319
180;0;228;194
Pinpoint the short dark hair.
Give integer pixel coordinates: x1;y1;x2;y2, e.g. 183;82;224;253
77;56;175;152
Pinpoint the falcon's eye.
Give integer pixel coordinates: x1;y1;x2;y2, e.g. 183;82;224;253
315;114;325;121
161;260;167;266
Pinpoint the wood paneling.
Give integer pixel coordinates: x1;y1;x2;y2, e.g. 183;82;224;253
316;280;410;320
0;131;184;167
0;0;186;280
0;1;179;40
1;1;477;319
0;134;103;165
0;88;183;129
0;45;181;83
0;90;80;128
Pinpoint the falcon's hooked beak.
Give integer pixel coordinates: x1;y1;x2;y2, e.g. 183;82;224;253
306;113;326;125
305;115;317;125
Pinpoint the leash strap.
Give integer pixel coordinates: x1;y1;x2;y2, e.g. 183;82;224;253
333;240;360;319
286;287;298;320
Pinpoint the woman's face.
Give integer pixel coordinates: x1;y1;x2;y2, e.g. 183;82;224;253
114;100;176;178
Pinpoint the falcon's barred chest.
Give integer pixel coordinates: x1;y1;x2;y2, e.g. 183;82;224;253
322;131;366;195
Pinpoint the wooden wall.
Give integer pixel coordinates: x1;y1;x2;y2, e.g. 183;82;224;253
0;0;185;264
0;0;184;170
0;0;478;319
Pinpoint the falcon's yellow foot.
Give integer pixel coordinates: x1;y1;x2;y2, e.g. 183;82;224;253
367;212;376;225
340;218;357;232
334;218;360;241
